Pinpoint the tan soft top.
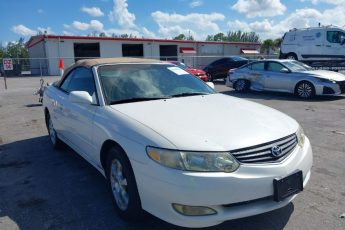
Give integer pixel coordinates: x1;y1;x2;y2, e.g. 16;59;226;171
62;57;163;79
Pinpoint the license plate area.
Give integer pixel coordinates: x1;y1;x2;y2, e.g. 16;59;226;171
273;170;303;202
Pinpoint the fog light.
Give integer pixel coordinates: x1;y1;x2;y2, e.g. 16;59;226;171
172;203;217;216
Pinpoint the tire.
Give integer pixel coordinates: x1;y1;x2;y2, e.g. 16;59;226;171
286;53;298;60
46;112;63;149
295;81;315;99
234;79;250;92
106;146;142;221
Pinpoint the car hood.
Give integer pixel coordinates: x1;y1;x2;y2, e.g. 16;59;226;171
110;94;298;151
303;70;345;81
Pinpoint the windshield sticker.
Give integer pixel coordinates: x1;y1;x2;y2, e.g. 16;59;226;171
167;67;189;75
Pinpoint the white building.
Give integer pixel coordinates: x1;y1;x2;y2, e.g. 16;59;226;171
26;35;260;75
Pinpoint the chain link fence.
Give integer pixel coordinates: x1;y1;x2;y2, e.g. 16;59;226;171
2;55;345;78
0;54;278;77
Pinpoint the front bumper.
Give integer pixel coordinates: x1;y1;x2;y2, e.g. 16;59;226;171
315;81;344;95
132;137;313;228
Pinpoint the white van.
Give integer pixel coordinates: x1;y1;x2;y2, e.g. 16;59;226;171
280;26;345;61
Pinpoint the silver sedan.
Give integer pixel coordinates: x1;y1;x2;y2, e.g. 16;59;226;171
226;59;345;98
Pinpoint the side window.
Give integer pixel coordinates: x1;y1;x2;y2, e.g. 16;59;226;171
267;62;285;72
327;31;343;43
59;67;96;96
251;62;265;71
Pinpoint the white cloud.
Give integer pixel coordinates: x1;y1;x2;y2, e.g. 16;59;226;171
11;25;36;36
70;20;104;31
300;0;345;5
37;27;54;34
190;0;203;8
151;11;225;39
227;8;324;39
142;27;156;38
63;31;74;36
108;0;136;28
232;0;286;18
81;6;104;17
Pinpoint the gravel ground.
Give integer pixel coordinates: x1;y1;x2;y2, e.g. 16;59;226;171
0;76;344;230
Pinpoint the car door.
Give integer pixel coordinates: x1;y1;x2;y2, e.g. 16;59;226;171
211;58;228;79
263;62;293;92
58;67;98;159
246;62;266;90
324;30;345;59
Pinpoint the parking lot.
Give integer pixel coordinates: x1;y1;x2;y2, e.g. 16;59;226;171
0;76;344;230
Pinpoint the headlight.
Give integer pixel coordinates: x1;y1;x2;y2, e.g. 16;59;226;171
296;126;305;147
315;77;336;84
146;146;239;173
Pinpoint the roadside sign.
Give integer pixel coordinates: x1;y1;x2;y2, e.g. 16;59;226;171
3;58;13;71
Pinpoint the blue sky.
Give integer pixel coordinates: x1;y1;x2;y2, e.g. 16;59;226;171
1;0;345;45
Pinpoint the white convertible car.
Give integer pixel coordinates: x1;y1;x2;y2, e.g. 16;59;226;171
43;58;313;228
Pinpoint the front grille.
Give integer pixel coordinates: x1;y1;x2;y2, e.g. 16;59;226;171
323;86;335;94
337;81;345;93
231;134;298;164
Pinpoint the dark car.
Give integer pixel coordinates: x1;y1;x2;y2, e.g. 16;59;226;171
204;56;249;81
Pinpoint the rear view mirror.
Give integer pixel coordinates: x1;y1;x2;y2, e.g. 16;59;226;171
280;68;290;73
69;91;93;104
206;82;215;89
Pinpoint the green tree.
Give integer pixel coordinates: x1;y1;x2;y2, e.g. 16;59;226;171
261;39;275;55
173;34;186;40
274;38;282;48
173;33;194;41
0;44;5;59
205;31;260;42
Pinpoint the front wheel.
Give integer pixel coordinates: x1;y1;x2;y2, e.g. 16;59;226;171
106;147;143;221
295;82;315;99
46;112;62;149
234;79;249;92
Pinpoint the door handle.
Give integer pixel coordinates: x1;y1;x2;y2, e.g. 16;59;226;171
326;45;331;47
315;45;321;47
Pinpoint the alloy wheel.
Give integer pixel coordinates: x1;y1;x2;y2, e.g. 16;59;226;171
297;83;313;98
235;80;246;91
110;159;129;211
48;117;57;145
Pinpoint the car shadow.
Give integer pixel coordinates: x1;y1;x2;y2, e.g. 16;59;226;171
0;136;293;230
221;89;345;102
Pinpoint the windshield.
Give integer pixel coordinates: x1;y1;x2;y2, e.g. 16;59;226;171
283;60;313;72
98;64;215;105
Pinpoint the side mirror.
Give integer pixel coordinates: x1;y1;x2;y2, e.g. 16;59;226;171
206;82;215;89
69;91;93;104
280;68;290;73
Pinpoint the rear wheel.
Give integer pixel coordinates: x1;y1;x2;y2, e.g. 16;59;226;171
234;79;250;92
286;53;298;60
106;147;142;221
295;81;315;99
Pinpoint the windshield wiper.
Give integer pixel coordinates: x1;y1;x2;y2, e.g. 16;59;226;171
170;92;210;98
110;97;169;105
